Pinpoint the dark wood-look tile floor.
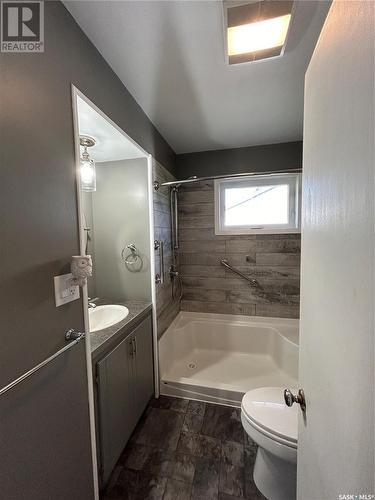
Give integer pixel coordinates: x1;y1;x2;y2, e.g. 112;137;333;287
102;396;266;500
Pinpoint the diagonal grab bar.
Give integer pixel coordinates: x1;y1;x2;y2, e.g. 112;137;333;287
220;259;259;287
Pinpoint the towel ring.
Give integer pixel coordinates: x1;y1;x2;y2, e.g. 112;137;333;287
121;244;143;272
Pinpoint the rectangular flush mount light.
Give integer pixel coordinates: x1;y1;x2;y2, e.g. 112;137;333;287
228;14;291;56
224;1;294;65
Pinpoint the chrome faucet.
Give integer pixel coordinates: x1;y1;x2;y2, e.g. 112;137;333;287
169;265;179;278
88;302;97;309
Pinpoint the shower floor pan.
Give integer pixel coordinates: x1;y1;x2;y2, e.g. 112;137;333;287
158;312;299;407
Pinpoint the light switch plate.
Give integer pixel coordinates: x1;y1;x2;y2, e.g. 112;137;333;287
54;273;80;307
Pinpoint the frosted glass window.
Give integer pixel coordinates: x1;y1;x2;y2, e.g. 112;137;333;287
215;174;301;234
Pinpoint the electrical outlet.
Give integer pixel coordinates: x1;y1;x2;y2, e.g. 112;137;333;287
54;273;80;307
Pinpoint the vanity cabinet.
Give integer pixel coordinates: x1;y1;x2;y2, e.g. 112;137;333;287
95;315;154;485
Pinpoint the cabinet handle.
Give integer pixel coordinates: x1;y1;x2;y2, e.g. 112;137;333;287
132;337;137;356
129;339;134;357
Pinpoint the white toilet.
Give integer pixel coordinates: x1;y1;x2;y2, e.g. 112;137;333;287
241;387;298;500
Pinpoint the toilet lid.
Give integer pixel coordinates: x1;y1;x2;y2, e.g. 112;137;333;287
242;387;298;444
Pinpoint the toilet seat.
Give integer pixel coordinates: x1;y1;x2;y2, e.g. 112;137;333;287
242;411;297;449
241;387;298;447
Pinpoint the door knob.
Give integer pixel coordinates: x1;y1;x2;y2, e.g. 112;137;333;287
284;388;306;412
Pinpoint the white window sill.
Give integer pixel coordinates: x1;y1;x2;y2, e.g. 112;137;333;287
215;227;301;236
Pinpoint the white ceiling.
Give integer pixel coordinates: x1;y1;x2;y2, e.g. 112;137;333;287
77;95;145;162
66;1;330;154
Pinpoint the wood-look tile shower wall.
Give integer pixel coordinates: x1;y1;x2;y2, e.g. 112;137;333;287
178;181;301;318
153;161;179;337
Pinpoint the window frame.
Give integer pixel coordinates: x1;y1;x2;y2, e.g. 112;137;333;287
214;173;301;235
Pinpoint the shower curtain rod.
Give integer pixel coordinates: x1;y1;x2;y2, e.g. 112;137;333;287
153;168;302;190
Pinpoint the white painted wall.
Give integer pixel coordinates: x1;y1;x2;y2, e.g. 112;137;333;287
298;2;374;499
92;158;152;301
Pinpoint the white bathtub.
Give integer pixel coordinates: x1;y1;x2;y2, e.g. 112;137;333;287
159;312;299;407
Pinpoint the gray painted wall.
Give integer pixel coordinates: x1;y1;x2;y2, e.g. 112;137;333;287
0;1;175;498
92;159;151;301
1;343;95;500
176;141;302;179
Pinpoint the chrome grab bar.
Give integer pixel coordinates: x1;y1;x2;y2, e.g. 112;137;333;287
154;240;164;284
220;259;259;287
171;188;179;251
0;329;85;397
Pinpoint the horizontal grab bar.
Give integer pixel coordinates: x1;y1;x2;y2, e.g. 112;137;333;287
220;259;259;287
0;330;85;397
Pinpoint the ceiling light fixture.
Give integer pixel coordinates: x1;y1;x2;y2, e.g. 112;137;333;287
224;0;294;65
228;14;291;56
79;136;96;192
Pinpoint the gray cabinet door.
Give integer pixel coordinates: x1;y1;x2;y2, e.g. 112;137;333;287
133;316;154;421
97;335;135;485
96;314;154;486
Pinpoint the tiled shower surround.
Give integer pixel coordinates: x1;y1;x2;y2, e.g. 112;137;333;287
178;181;301;319
153;161;179;337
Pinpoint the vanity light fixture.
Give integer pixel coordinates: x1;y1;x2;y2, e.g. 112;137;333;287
79;135;96;192
224;0;294;65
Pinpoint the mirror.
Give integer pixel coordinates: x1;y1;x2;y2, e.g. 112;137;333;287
74;92;152;304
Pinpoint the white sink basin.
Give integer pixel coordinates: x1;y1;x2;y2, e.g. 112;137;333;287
89;305;129;332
